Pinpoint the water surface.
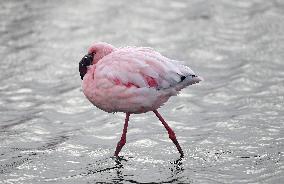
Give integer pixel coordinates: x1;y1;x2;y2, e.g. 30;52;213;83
0;0;283;183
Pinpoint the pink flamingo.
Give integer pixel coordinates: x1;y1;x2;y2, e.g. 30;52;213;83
79;42;202;157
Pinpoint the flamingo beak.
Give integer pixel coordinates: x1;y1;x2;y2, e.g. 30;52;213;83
79;53;93;80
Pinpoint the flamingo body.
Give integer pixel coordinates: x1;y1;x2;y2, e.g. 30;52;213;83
82;43;202;114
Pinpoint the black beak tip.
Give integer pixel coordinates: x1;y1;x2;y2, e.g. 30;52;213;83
79;53;94;80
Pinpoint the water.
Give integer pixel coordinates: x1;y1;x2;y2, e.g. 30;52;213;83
0;0;283;183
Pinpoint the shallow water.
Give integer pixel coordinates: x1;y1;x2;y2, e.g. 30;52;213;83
0;0;283;183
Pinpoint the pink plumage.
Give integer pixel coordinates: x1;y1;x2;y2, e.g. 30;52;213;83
79;42;202;157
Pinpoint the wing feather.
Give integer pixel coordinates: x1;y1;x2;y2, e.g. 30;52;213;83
95;47;197;90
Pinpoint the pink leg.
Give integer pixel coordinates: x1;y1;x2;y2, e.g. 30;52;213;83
153;110;184;157
114;113;130;157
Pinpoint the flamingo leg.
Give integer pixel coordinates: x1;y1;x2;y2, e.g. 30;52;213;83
153;110;184;157
114;113;130;156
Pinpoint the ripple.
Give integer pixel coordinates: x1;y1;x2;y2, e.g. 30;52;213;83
0;0;283;183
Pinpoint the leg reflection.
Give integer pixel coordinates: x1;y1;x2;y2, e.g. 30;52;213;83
170;156;184;176
112;157;125;183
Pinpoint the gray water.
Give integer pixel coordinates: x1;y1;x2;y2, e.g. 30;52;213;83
0;0;283;183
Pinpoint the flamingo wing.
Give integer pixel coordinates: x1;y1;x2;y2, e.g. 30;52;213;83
94;47;201;91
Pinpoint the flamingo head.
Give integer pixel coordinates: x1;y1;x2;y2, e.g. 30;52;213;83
79;42;115;80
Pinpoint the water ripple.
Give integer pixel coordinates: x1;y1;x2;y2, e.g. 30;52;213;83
0;0;283;183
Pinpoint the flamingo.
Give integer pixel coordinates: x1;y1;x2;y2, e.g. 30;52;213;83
79;42;202;157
